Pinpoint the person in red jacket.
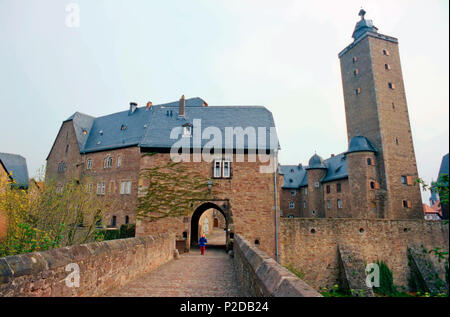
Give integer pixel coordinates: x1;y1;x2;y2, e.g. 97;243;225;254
198;234;207;255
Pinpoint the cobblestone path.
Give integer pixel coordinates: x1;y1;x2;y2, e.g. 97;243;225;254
106;230;243;297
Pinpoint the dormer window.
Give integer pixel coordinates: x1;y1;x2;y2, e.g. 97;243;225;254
182;124;192;137
121;125;127;131
82;129;87;135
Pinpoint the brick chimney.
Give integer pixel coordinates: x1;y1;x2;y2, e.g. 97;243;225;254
129;102;138;114
331;154;335;157
179;95;185;117
146;101;153;109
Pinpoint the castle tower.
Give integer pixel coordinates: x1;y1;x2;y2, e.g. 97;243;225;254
339;9;422;219
305;154;327;218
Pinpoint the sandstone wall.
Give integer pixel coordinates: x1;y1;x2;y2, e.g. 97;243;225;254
279;218;448;290
233;234;321;297
0;233;175;296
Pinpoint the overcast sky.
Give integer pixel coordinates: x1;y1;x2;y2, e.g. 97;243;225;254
0;0;448;203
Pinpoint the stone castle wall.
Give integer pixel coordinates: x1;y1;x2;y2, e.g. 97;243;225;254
233;234;321;297
279;218;448;290
0;233;175;296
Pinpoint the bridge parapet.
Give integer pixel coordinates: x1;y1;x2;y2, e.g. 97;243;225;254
233;234;321;297
0;233;175;296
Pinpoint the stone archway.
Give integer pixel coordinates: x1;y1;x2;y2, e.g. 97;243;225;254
190;201;232;251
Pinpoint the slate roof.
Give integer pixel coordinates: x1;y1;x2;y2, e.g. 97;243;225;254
280;153;348;189
352;9;379;40
306;154;327;170
438;153;449;180
0;152;29;188
346;136;378;154
279;165;308;189
322;154;349;182
62;97;278;154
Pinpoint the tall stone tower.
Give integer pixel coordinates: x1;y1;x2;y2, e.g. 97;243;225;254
339;9;422;219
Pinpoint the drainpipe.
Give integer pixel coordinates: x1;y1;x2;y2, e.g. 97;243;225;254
273;149;279;263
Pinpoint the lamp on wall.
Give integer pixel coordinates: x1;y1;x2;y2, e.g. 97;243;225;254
207;180;213;192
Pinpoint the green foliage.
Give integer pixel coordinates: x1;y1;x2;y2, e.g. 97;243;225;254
417;173;449;207
137;154;211;221
320;284;352;297
284;264;305;279
0;172;110;257
97;224;136;241
373;261;398;296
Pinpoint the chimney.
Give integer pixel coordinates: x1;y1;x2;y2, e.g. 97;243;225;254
331;154;335;157
129;102;138;114
179;95;185;117
146;101;153;109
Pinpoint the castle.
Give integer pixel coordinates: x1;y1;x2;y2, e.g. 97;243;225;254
280;9;423;220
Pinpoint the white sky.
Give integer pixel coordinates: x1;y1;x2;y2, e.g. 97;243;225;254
0;0;448;203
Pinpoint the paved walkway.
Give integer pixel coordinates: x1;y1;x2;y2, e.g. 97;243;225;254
106;230;243;297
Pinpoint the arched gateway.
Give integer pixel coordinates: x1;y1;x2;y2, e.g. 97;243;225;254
189;201;232;251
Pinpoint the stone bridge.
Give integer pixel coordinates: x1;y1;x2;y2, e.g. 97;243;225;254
0;231;320;297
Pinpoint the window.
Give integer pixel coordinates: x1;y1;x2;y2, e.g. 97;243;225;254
104;156;113;168
82;129;87;135
388;82;395;90
117;155;122;168
304;188;308;195
289;202;295;209
86;159;93;170
125;216;129;225
352;56;358;63
395;137;399;145
385;64;391;70
111;216;117;227
355;88;361;95
401;176;407;184
337;183;342;193
214;160;222;178
367;158;373;166
402;176;414;185
182;125;192;137
120;125;126;131
326;185;331;194
213;159;231;178
337;199;343;209
222;160;231;178
87;183;93;193
291;190;296;197
314;182;320;188
65;144;69;154
312;210;316;216
58;162;66;173
383;49;390;56
370;181;376;189
56;184;63;194
370;201;376;208
353;69;359;76
120;181;132;195
303;201;306;208
97;182;106;195
403;200;412;208
327;200;331;209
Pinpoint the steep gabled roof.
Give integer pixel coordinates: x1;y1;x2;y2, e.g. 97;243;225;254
56;97;278;154
322;153;348;182
139;105;277;150
0;152;29;188
279;165;307;189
